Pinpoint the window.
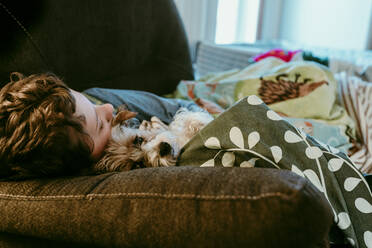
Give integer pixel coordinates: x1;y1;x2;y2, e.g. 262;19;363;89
215;0;261;44
175;0;372;50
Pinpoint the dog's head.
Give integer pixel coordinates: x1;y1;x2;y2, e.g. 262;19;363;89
94;127;180;172
94;110;180;173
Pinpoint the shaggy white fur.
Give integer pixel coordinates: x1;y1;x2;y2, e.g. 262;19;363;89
94;108;213;173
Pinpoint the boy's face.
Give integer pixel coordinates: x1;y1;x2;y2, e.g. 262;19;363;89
71;90;114;161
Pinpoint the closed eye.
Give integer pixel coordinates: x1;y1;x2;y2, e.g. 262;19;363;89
99;119;103;131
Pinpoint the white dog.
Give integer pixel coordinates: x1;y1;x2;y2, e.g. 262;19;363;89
94;108;213;172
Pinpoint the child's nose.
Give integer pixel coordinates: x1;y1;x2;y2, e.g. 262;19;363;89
101;103;114;122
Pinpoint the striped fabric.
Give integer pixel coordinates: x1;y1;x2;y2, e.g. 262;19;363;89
195;41;372;79
195;42;263;77
337;72;372;173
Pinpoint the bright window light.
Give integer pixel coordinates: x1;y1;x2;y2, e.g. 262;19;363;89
215;0;261;44
215;0;239;44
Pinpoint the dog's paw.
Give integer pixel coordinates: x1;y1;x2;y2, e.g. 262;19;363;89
139;120;152;130
150;116;168;130
170;110;213;141
139;117;168;131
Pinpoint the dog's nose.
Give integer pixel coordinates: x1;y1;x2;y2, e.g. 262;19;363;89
159;142;172;157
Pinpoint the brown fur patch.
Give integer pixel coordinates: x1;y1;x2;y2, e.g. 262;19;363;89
112;110;137;126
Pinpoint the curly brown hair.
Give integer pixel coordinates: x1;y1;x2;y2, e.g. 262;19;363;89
0;72;93;179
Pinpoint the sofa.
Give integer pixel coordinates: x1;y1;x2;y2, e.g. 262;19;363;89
0;0;337;247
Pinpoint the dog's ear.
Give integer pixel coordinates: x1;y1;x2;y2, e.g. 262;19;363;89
112;110;138;126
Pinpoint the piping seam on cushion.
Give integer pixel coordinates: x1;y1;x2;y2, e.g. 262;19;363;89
0;191;292;201
0;2;51;68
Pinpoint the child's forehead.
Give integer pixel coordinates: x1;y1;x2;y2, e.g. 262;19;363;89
71;90;93;106
71;90;96;127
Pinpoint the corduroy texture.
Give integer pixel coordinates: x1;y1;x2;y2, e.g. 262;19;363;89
0;167;332;248
0;0;193;94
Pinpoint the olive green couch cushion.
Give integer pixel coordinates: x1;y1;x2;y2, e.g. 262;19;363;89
0;166;332;248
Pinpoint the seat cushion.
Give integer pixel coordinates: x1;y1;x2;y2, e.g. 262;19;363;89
0;166;332;248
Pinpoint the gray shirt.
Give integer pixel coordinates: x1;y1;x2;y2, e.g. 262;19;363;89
83;88;203;124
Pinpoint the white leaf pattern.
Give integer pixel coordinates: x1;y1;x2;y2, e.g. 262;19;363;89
344;177;362;192
337;212;351;230
284;130;303;143
240;158;259;168
355;198;372;214
204;137;221;149
240;161;254;168
248;131;260;149
346;238;355;247
305;146;323;159
328;158;343;172
364;231;372;248
222;152;235;167
270;146;282;163
200;159;215;167
266;110;282;121
247;95;263;105
291;164;305;177
230;127;244;149
303;169;323;192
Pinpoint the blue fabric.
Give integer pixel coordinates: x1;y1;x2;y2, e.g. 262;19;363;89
83;87;204;124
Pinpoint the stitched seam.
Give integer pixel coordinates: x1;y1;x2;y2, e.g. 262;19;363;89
0;2;50;68
0;192;290;201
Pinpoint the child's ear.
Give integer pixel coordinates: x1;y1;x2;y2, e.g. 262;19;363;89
112;110;138;126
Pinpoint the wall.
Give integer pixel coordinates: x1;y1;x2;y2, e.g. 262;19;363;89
256;0;283;41
278;0;372;50
173;0;218;44
173;0;218;60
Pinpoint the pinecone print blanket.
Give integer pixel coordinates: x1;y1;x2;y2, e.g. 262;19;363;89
178;96;372;248
174;57;358;156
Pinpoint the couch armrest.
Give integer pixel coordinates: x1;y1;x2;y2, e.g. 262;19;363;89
0;167;332;248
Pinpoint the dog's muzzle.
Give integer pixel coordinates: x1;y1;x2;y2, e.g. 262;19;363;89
159;142;173;157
